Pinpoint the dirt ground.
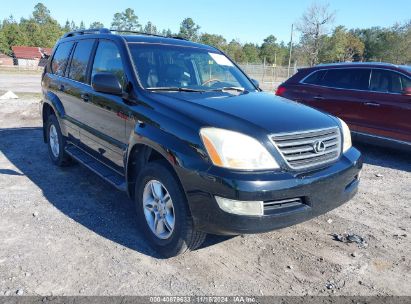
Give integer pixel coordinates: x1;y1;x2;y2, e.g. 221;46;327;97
0;72;410;296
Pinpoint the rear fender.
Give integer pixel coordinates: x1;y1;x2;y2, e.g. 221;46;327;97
42;91;66;139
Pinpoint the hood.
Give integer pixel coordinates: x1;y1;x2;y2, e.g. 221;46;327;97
152;91;337;134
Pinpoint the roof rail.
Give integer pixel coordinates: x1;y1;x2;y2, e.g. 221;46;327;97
62;28;111;38
62;28;189;41
108;29;187;40
108;29;165;38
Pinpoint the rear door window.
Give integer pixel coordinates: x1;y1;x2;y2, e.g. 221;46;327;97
91;40;126;88
67;39;95;83
320;68;370;90
51;42;74;77
370;69;404;93
302;70;327;85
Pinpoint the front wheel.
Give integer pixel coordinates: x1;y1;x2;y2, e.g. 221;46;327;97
135;161;206;257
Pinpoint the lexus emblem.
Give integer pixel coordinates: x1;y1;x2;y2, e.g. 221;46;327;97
313;140;326;153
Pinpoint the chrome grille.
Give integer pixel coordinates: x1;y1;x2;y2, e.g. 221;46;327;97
270;127;341;170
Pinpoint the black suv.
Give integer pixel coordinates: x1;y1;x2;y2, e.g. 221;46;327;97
41;29;362;257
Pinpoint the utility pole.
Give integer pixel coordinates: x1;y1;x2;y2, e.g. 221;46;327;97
287;23;293;78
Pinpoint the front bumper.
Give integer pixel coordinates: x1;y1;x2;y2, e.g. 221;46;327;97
181;147;362;235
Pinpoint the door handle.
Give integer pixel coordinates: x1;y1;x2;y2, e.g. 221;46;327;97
58;84;65;91
80;93;90;102
364;102;380;107
313;96;325;100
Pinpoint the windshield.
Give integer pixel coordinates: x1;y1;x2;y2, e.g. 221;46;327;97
128;43;256;92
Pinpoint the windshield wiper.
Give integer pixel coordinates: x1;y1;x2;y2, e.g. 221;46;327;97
147;87;206;93
209;86;246;93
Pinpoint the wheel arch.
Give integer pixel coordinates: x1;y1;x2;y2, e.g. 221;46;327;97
126;142;180;200
42;92;65;142
125;124;209;197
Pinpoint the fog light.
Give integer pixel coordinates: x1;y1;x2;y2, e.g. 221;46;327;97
215;196;263;216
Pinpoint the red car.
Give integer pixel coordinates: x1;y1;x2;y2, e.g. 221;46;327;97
276;63;411;149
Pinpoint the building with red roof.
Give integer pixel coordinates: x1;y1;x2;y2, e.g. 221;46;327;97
11;46;51;67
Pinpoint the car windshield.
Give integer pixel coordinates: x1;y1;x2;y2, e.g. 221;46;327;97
128;43;256;92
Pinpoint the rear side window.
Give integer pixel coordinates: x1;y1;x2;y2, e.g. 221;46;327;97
302;70;327;85
320;68;370;90
370;69;404;93
92;40;126;87
67;39;95;83
401;75;411;90
51;42;74;76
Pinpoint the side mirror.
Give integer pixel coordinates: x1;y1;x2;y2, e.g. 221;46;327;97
92;73;122;95
251;78;260;88
402;87;411;96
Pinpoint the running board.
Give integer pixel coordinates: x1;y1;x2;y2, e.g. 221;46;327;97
65;145;127;192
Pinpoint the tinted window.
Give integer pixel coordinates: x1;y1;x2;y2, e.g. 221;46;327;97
320;68;370;90
370;70;403;93
92;40;126;87
401;75;411;90
303;70;326;85
68;40;95;83
51;42;74;76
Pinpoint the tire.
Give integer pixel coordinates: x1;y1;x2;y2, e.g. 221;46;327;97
135;160;206;257
46;115;71;166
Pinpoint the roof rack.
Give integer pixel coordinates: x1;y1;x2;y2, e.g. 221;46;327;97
62;28;188;41
109;29;188;40
62;28;111;38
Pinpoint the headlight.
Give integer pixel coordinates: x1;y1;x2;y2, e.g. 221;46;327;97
200;127;279;170
338;118;352;153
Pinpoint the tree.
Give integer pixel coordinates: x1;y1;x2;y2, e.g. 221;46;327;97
70;21;77;31
78;21;85;30
225;39;246;62
296;2;335;66
89;21;104;29
178;18;200;41
200;33;226;49
378;22;411;64
260;35;278;64
351;21;411;64
242;43;260;63
1;16;29;49
111;8;141;31
0;30;9;55
143;21;157;34
19;3;63;48
33;2;51;25
161;29;173;37
63;20;71;32
320;26;364;62
350;27;384;61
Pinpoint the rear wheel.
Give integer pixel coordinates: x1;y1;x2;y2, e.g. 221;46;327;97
135;161;206;257
46;115;71;166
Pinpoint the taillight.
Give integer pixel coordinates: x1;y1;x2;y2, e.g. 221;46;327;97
275;86;287;96
276;85;286;96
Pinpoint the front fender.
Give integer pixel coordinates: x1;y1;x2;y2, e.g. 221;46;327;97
126;122;211;193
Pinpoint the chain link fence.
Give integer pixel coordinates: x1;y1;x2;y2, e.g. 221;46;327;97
238;63;301;91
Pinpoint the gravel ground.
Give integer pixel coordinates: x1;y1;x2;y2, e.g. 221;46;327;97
0;73;410;296
0;73;41;94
